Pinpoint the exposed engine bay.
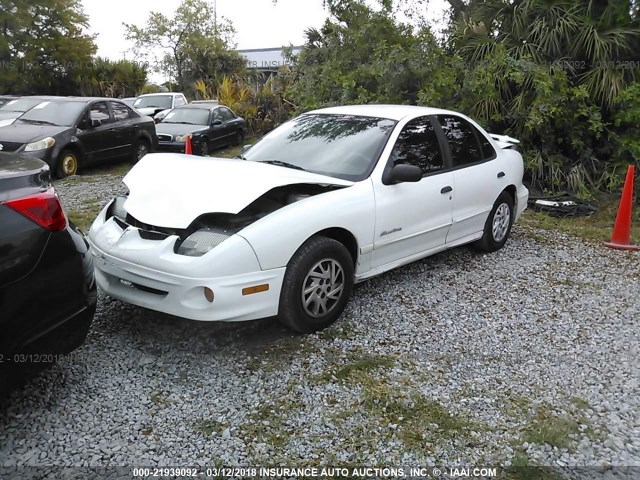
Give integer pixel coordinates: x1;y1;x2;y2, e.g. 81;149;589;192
108;183;344;255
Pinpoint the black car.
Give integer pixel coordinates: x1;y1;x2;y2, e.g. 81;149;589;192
0;97;158;178
0;153;96;393
0;96;61;127
156;104;245;156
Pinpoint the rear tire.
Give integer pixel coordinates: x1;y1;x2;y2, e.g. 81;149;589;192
56;149;79;178
474;191;514;252
278;236;354;333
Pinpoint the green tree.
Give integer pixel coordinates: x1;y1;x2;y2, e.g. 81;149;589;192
124;0;244;95
0;0;96;94
286;0;455;111
75;58;148;97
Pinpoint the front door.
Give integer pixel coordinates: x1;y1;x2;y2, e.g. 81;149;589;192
371;116;454;268
76;101;114;164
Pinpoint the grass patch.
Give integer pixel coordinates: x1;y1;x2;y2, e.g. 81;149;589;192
211;136;259;159
67;199;103;233
319;353;396;382
193;418;224;436
505;452;563;480
520;192;640;243
521;410;580;450
569;396;591;410
360;381;479;448
84;161;132;178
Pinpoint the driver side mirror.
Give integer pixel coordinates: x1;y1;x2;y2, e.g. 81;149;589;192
385;164;423;184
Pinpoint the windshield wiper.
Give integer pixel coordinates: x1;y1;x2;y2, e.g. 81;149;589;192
259;160;306;171
19;119;58;126
169;121;197;125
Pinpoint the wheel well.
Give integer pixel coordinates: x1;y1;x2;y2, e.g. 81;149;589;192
503;185;516;201
314;228;358;266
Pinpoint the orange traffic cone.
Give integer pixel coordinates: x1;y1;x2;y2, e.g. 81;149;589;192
185;135;192;155
604;165;640;250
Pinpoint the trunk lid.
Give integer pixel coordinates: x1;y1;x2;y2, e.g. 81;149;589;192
0;153;50;202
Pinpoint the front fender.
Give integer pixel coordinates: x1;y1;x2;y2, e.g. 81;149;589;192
238;180;375;272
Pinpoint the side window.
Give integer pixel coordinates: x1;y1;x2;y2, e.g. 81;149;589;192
220;107;236;120
174;96;186;107
436;115;486;166
389;116;444;175
478;134;496;160
212;109;223;122
110;101;132;121
90;102;112;124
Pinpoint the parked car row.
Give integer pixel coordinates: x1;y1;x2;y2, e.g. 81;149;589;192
0;94;246;178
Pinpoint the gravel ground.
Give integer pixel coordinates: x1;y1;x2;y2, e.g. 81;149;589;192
1;165;639;477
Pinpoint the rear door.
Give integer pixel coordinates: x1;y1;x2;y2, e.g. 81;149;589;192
371;116;454;268
435;114;503;243
108;101;137;157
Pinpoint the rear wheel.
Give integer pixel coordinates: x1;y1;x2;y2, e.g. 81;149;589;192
132;139;149;164
56;149;79;178
278;236;354;333
474;191;514;252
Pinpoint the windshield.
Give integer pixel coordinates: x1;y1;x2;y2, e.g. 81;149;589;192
242;114;397;181
134;95;173;109
18;101;86;127
0;98;49;113
162;108;209;125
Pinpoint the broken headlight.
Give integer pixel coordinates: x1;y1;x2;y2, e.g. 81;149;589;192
176;228;230;257
107;196;128;222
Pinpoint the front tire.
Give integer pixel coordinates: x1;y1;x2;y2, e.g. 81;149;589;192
56;149;79;178
475;191;514;252
278;236;354;333
132;139;149;164
200;139;210;157
232;130;244;146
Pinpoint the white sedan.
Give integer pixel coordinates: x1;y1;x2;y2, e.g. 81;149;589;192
88;105;528;333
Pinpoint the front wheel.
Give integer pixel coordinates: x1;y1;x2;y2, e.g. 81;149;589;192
56;149;79;178
474;191;514;252
200;139;210;157
278;236;354;333
132;139;149;164
232;130;244;146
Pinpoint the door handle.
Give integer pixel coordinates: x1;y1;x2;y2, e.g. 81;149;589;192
497;171;505;178
440;186;453;194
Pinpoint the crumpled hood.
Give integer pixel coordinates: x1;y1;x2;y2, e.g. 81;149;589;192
123;153;353;229
0;123;70;144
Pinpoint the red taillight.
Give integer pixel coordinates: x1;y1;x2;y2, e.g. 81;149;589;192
4;187;68;231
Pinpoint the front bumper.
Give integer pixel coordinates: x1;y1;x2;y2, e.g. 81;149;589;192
157;141;187;153
89;237;285;323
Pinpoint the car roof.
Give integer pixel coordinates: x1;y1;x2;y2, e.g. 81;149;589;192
138;92;184;97
173;104;218;110
40;97;128;103
307;104;460;121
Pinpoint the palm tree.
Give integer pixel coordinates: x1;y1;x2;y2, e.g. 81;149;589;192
455;0;639;107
